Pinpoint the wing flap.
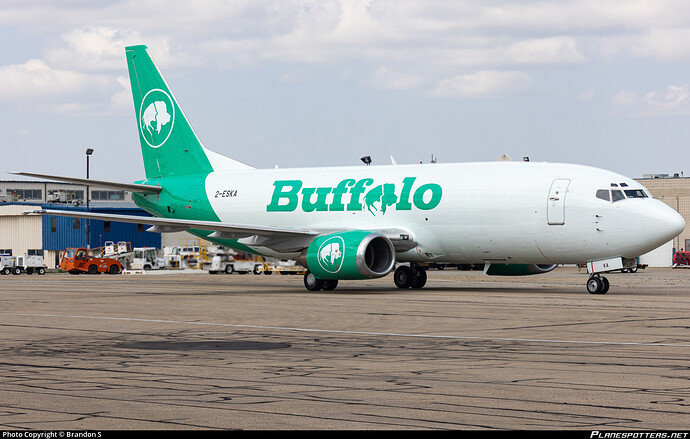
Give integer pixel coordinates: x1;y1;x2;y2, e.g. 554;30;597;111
11;172;162;194
26;209;317;239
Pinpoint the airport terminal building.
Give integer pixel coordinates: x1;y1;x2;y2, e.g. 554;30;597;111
1;175;689;268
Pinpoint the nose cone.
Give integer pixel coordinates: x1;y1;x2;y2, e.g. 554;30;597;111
645;202;685;249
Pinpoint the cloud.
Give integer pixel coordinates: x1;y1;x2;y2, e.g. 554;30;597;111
432;70;531;98
612;84;690;116
0;59;110;102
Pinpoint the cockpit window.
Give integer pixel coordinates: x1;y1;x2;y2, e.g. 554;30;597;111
624;189;648;198
620;183;628;187
611;183;618;187
611;190;625;202
596;190;610;201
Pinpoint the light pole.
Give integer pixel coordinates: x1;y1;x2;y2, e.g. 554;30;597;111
86;148;94;249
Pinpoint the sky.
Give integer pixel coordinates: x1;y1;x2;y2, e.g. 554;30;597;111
2;0;690;183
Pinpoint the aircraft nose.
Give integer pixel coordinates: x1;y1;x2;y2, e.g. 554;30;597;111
644;202;685;248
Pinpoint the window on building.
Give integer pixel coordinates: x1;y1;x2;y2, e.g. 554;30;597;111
51;217;57;233
0;249;12;256
73;218;81;229
104;221;111;233
28;249;44;256
138;223;145;233
8;189;42;200
91;190;125;201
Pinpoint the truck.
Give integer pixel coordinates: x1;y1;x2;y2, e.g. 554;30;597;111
209;254;264;274
0;255;47;275
60;247;122;274
131;247;165;270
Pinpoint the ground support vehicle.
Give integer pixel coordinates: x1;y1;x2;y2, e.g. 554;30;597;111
261;259;307;275
673;251;690;268
16;255;47;275
60;248;122;274
0;255;47;275
131;247;165;270
0;255;20;275
209;255;264;275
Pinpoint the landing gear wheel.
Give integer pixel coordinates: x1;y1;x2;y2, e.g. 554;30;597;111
587;276;609;294
394;266;414;288
304;271;324;291
411;268;427;289
322;279;338;291
600;277;610;294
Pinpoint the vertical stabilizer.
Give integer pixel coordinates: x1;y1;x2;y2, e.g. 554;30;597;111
126;45;251;179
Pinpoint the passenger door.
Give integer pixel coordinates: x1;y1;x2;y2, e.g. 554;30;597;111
547;179;570;225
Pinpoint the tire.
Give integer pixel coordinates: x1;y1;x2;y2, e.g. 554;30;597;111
224;264;234;275
12;267;21;275
264;271;272;275
253;265;262;275
1;268;9;275
394;266;414;288
88;265;98;275
37;267;46;275
304;271;324;291
600;277;610;294
109;265;120;274
411;268;427;289
587;277;608;294
322;279;338;291
26;268;33;275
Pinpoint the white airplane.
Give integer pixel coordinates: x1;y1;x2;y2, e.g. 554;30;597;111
15;45;685;294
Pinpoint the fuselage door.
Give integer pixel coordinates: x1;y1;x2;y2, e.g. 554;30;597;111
547;178;571;225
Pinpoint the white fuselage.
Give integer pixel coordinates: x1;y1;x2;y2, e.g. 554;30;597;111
203;161;684;264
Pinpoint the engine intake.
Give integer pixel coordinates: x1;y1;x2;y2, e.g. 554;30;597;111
299;231;396;280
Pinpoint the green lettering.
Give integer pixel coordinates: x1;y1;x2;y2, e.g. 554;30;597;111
396;177;416;211
413;183;443;210
301;187;332;212
267;180;302;212
347;178;374;211
330;179;356;211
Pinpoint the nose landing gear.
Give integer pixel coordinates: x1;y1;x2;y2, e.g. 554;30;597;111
586;275;609;294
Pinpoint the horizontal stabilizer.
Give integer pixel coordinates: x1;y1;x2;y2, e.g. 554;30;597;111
10;172;162;194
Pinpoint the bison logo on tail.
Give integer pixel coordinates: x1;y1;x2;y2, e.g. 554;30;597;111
142;101;171;135
139;89;175;148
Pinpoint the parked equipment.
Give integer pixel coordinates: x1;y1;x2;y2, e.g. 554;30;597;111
60;247;122;274
673;251;690;268
0;255;47;275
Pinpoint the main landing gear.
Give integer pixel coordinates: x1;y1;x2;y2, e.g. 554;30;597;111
586;274;609;294
394;264;427;289
303;271;338;292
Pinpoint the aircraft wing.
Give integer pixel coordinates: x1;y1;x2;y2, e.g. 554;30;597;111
26;209;417;254
10;172;162;194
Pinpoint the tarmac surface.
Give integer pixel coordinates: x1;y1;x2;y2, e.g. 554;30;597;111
0;267;689;431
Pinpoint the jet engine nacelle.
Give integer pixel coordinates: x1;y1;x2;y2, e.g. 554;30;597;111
298;231;396;280
484;263;558;276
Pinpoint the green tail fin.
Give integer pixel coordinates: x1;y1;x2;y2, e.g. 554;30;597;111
126;45;251;179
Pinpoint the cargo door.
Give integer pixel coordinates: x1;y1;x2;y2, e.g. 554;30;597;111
547;178;570;225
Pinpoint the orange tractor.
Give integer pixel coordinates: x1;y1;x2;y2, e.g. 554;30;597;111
61;247;122;274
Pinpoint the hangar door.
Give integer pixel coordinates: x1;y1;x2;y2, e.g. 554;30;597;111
547;178;570;225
